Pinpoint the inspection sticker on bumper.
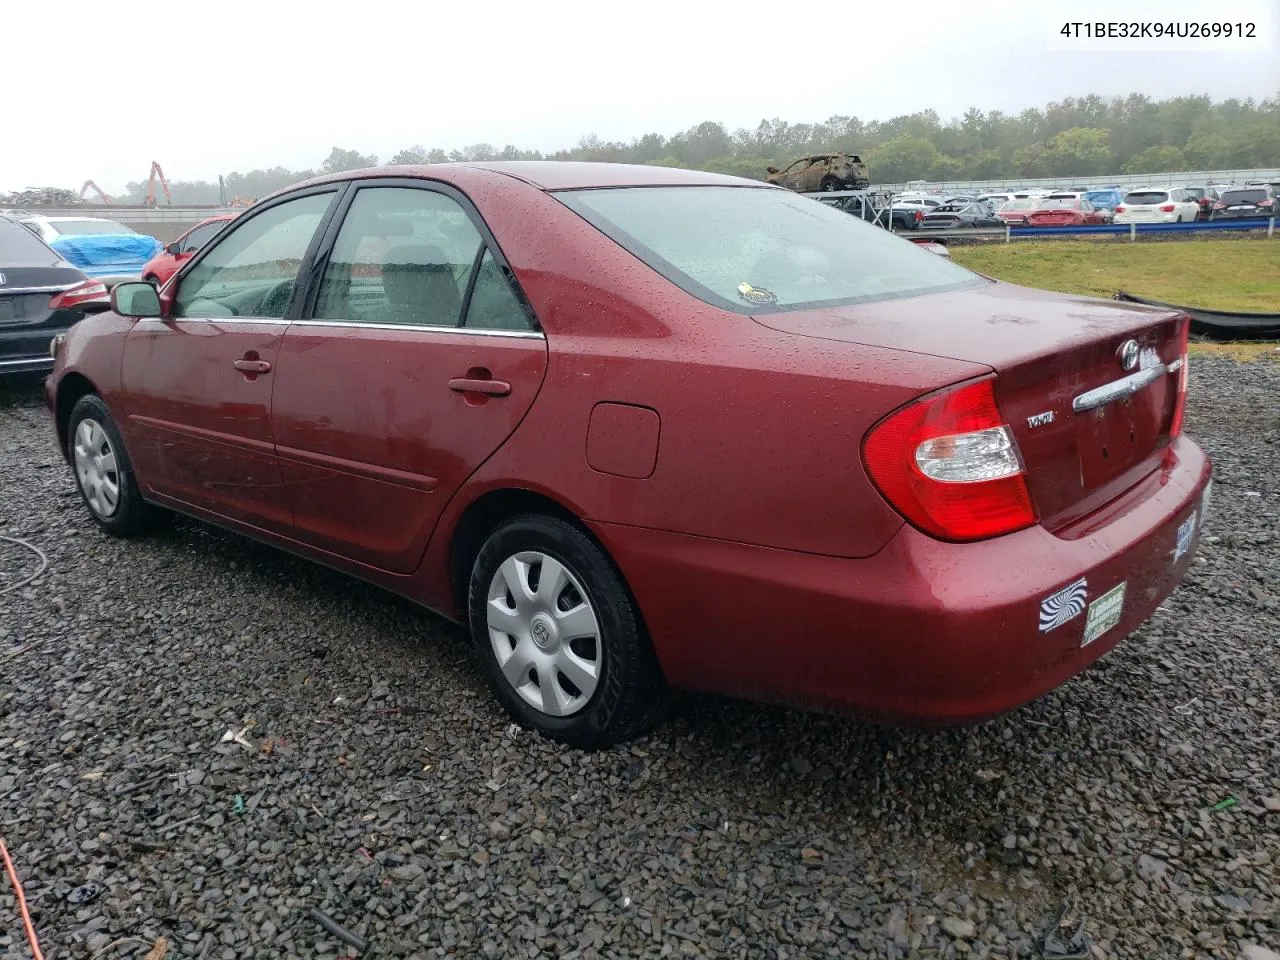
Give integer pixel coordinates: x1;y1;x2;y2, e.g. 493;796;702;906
1082;582;1126;647
1173;511;1197;564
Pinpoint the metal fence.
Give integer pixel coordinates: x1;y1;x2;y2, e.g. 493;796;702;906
901;218;1278;242
874;168;1280;194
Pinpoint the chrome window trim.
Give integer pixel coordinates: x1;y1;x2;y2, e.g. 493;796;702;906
140;316;292;326
290;319;545;339
0;282;79;295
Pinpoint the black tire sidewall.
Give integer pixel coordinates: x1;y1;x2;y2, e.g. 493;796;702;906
467;514;661;748
67;394;154;537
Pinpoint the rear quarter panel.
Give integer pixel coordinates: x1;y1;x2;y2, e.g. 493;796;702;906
432;177;990;564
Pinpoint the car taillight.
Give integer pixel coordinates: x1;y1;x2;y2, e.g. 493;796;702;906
1159;204;1176;212
1260;198;1275;207
914;210;923;221
1213;202;1226;209
1115;205;1126;213
1169;316;1191;437
48;280;109;311
862;378;1036;542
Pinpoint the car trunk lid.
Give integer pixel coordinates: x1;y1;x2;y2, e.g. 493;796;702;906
752;282;1187;533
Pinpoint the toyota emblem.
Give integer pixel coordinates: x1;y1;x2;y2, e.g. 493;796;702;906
1117;339;1140;372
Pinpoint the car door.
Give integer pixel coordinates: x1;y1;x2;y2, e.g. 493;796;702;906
119;189;340;531
269;181;548;573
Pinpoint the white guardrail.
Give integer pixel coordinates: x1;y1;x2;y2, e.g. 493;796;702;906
873;168;1280;194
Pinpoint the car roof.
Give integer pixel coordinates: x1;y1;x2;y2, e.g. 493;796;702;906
295;161;768;194
22;215;121;222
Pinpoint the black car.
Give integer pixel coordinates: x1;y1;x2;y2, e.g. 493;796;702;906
918;202;1004;229
1210;186;1277;220
0;215;111;376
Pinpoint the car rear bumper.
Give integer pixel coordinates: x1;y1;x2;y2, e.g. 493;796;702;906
595;435;1211;726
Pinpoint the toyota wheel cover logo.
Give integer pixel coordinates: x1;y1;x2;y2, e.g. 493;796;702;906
1117;339;1140;371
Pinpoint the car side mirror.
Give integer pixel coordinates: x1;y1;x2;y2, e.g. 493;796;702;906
165;241;181;255
111;281;162;318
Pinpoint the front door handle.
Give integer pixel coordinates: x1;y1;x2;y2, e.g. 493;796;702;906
449;377;510;397
234;358;272;374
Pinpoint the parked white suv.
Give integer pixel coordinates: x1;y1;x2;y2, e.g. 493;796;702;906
1113;187;1201;224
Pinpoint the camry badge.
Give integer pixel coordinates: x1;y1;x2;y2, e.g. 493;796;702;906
1027;410;1056;428
1117;339;1140;371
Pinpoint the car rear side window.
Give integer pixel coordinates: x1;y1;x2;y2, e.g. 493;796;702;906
173;192;333;320
558;186;982;313
315;187;485;328
463;251;538;332
1124;191;1169;204
0;221;58;265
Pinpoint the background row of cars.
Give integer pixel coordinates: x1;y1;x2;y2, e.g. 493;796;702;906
891;179;1279;229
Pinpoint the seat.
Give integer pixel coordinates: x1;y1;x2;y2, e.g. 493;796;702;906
380;242;461;327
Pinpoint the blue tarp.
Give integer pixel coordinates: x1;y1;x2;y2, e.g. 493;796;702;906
50;234;162;270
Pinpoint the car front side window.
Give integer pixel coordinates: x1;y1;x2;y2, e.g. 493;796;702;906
314;187;485;328
173;193;334;319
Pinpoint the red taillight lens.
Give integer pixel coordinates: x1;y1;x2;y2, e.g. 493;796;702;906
862;378;1037;542
1213;202;1226;209
1159;204;1176;212
48;280;109;311
914;210;923;221
1260;198;1275;207
1115;205;1126;213
1169;316;1191;437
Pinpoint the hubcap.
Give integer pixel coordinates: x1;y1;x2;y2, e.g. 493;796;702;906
73;418;121;518
486;550;602;717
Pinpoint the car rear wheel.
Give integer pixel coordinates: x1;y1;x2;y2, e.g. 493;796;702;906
468;513;668;748
67;394;162;537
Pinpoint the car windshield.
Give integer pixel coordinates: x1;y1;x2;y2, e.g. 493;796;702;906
1220;189;1267;203
48;219;136;235
1038;199;1078;210
558;186;983;313
0;220;59;265
1124;191;1169;205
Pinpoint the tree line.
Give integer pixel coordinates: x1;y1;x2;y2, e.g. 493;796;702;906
4;92;1277;207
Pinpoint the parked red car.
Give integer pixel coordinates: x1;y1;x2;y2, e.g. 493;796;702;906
1026;197;1112;227
140;214;236;288
993;198;1039;225
45;163;1211;747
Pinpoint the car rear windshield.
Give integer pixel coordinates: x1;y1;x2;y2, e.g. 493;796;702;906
49;219;135;235
0;220;59;265
1001;199;1036;210
1038;199;1078;209
557;186;984;313
1123;191;1169;205
1220;189;1267;203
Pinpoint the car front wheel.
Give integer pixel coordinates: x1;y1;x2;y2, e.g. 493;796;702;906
468;514;668;748
67;394;161;537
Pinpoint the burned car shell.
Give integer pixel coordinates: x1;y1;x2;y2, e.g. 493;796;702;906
766;154;871;192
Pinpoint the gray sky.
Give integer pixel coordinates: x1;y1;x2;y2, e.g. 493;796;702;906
3;0;1276;194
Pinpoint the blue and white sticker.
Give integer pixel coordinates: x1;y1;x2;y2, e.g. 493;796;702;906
1173;510;1197;564
1039;577;1088;633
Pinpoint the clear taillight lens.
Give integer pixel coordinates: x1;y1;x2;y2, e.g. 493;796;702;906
915;426;1023;482
48;280;109;311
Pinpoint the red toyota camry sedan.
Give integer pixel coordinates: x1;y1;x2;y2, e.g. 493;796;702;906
45;163;1212;747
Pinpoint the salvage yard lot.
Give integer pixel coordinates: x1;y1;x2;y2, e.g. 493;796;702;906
950;238;1280;313
1;356;1278;959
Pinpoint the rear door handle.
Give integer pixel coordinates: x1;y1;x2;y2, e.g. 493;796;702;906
233;359;272;374
449;377;511;397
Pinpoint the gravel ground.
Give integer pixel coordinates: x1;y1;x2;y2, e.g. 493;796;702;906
1;356;1277;960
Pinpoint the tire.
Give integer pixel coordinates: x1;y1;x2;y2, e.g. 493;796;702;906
467;514;668;748
819;176;841;192
66;394;162;537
